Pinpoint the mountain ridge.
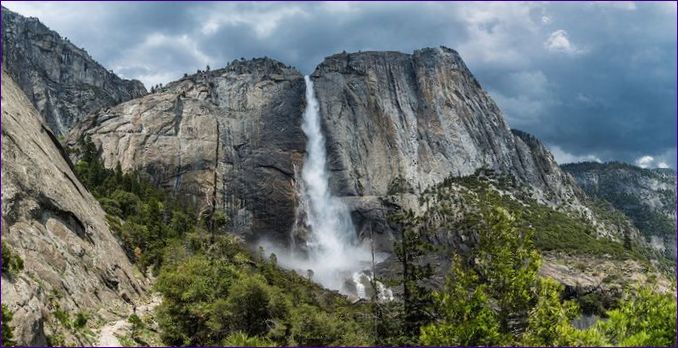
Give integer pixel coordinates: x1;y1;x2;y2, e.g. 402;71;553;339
1;6;147;135
562;161;677;258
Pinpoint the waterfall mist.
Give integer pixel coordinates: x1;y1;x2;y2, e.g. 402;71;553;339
259;76;391;300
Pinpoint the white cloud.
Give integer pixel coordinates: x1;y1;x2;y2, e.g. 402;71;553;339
544;29;584;55
200;6;306;38
508;70;549;96
634;152;675;169
549;145;602;164
111;32;214;88
541;16;552;25
635;155;655;168
591;2;637;11
454;3;543;68
487;70;554;127
490;91;547;125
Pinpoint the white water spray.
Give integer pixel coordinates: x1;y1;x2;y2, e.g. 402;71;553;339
298;75;374;292
260;76;391;299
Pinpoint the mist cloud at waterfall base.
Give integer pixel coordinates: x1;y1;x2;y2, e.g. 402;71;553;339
256;238;386;297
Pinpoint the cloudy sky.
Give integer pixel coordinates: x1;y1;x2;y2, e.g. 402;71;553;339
4;1;676;168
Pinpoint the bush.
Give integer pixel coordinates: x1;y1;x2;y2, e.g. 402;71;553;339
73;312;88;329
597;287;677;346
290;305;342;346
222;332;274;347
224;274;290;338
2;304;16;346
128;314;144;339
1;242;24;275
154;256;238;345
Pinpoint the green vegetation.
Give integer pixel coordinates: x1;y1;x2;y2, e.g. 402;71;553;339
73;136;201;273
433;173;649;260
127;314;144;344
417;199;675;346
2;241;24;276
154;233;371;346
420;206;540;345
2;304;16;347
222;332;274;347
68;140;675;347
388;209;434;345
44;292;95;346
562;161;677;245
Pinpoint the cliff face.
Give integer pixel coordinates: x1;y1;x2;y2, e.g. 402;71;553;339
562;162;677;258
68;58;306;244
312;48;580;201
310;47;585;242
69;47;639;249
1;69;147;346
1;6;147;135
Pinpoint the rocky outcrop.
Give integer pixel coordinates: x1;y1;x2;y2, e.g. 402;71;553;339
310;47;585;242
562;162;677;258
1;69;147;346
1;6;147;135
68;47;639;250
312;48;580;201
540;252;673;314
68;58;306;244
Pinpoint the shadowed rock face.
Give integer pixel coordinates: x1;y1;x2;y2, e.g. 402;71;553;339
1;69;147;346
1;6;147;135
68;58;306;244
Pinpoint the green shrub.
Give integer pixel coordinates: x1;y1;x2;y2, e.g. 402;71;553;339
128;314;144;339
2;304;16;346
597;287;677;346
73;312;88;329
224;274;290;338
1;242;24;275
222;332;274;347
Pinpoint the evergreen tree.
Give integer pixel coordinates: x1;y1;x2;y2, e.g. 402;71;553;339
420;206;540;345
389;209;434;345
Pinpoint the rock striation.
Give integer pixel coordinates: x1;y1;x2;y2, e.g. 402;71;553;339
1;6;147;135
1;69;147;346
310;47;586;242
69;47;642;250
563;162;677;258
68;58;306;244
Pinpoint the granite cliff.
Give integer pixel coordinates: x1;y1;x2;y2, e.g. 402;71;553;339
1;69;147;346
68;48;643;252
68;58;306;244
309;48;630;247
1;6;147;135
311;48;578;201
563;162;677;258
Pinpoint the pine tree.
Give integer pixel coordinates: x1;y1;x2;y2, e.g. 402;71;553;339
420;206;541;345
389;208;434;345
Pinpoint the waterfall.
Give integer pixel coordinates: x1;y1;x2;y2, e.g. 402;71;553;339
259;76;391;300
298;75;373;292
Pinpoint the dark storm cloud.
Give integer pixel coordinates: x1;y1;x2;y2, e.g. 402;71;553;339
4;1;676;168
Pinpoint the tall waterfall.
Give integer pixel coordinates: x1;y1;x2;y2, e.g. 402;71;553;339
298;75;372;292
259;76;392;300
